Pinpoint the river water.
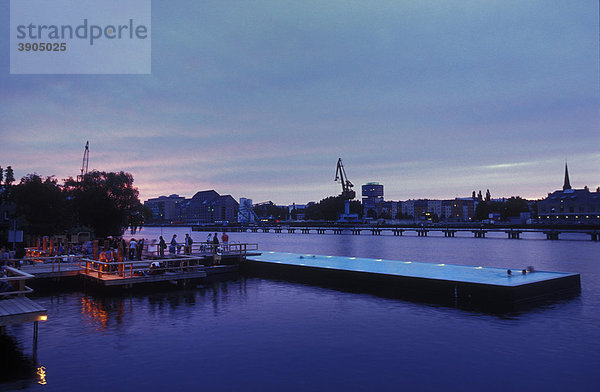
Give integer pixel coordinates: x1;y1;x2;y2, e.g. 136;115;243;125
2;227;599;391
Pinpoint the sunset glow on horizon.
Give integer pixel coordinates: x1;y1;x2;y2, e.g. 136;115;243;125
2;1;598;205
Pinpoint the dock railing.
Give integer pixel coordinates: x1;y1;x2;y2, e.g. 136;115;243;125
148;241;259;258
226;242;258;261
141;241;258;257
79;242;259;279
8;255;84;273
0;266;35;297
194;241;257;256
80;255;209;279
193;242;258;262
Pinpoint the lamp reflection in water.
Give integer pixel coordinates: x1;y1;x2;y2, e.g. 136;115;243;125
81;297;109;330
37;366;47;385
80;296;129;331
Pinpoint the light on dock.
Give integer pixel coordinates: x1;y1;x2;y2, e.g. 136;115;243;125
349;257;356;260
475;266;483;269
437;264;445;266
403;261;412;264
376;259;383;261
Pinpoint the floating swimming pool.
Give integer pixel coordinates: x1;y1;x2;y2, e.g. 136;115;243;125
245;252;581;308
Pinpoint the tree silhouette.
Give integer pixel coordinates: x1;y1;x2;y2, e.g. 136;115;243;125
11;174;68;235
4;166;14;186
63;170;145;237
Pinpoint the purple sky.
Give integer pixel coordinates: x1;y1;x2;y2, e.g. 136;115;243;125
1;1;598;205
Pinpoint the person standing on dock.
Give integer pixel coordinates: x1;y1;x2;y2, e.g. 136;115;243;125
184;234;193;255
212;233;219;262
137;238;144;260
0;247;7;266
158;236;167;258
119;238;126;261
169;234;177;256
214;245;223;265
221;232;229;251
129;238;138;261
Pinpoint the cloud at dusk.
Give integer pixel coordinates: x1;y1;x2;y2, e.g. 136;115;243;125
1;0;598;204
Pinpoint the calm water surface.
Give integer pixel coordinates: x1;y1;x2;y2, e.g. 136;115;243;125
2;227;600;391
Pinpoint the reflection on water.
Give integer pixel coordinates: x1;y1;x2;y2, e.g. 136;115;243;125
76;281;251;335
37;365;47;385
80;296;133;331
0;332;37;384
2;276;599;392
81;296;110;330
1;228;599;392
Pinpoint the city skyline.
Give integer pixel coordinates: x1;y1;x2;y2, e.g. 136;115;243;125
2;1;598;205
136;160;595;206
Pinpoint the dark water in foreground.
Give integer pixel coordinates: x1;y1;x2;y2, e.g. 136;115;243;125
3;228;600;391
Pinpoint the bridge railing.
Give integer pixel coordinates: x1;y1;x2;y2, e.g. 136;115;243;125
207;225;600;240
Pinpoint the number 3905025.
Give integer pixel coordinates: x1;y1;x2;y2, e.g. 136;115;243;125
18;42;66;51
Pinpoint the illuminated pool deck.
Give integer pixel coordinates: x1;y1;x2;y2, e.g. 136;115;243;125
245;252;581;306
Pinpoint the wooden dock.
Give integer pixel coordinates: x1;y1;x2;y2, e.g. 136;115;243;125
0;267;47;328
20;262;82;279
0;297;47;327
78;250;247;287
11;243;259;287
80;268;208;286
12;243;259;289
79;264;239;287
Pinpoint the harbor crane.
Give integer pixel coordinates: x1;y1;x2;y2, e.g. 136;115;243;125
77;141;89;182
334;158;358;221
335;158;356;200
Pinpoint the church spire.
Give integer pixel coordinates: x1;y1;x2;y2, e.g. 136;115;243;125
563;162;571;191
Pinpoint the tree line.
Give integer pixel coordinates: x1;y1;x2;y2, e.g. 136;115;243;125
253;196;363;222
0;166;149;239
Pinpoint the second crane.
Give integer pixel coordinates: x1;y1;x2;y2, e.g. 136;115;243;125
335;158;359;222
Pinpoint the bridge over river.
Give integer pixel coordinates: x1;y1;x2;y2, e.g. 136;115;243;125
192;225;600;241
